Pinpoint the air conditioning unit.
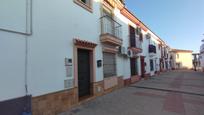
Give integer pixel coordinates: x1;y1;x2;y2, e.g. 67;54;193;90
119;46;127;55
146;33;151;39
127;49;133;58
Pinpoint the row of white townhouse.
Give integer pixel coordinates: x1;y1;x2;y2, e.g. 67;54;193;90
0;0;174;115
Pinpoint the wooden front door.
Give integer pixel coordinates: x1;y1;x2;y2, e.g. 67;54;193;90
140;57;145;77
77;49;91;97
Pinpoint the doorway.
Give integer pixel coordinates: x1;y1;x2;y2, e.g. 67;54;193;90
140;56;145;77
77;49;91;98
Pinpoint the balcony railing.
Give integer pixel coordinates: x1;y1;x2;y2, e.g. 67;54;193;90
100;15;122;40
149;44;156;53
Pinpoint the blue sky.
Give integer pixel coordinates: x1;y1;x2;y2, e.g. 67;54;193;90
126;0;204;53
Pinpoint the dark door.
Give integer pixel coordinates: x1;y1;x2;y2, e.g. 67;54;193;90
159;58;162;71
78;49;91;97
140;57;145;77
129;25;136;47
130;58;137;76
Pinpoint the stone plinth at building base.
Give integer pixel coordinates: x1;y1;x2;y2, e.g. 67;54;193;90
32;88;78;115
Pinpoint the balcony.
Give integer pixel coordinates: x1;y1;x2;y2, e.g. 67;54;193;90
161;48;167;58
164;49;168;59
149;44;156;57
129;35;142;53
100;15;122;46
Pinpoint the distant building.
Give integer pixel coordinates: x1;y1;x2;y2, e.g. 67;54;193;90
171;49;193;69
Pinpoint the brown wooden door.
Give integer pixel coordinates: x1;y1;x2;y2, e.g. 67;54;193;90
78;49;91;97
140;57;145;77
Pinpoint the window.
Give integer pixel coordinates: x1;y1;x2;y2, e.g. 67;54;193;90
74;0;92;12
177;54;179;59
129;25;136;47
103;52;116;78
150;59;154;71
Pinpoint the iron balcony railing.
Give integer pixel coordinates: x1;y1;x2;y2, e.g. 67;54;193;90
149;44;156;53
100;15;122;40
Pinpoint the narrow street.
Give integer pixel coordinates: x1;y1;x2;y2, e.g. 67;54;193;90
60;70;204;115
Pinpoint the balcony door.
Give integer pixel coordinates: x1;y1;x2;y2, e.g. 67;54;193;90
129;25;136;47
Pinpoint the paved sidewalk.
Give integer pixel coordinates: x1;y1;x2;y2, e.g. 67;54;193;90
133;70;204;95
59;70;204;115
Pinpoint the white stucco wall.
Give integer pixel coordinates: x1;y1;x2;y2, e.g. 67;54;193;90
0;0;173;102
0;31;26;101
0;0;104;99
141;30;162;76
115;8;133;79
0;0;31;33
27;0;103;97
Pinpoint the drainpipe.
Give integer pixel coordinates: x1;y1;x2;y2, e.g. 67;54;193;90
22;0;32;115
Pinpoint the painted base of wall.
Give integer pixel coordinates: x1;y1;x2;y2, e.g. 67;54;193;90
131;75;141;83
32;79;124;115
155;71;160;76
124;78;131;86
0;76;140;115
104;77;118;90
118;76;124;88
21;76;142;115
144;73;150;80
32;88;78;115
160;69;167;72
92;81;104;97
0;95;32;115
124;75;142;86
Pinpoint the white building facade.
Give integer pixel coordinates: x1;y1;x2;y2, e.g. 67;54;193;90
0;0;173;115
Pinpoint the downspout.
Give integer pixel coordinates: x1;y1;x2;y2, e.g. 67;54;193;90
24;0;32;97
22;0;32;115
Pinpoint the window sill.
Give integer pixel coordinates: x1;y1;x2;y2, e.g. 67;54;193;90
74;0;93;13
